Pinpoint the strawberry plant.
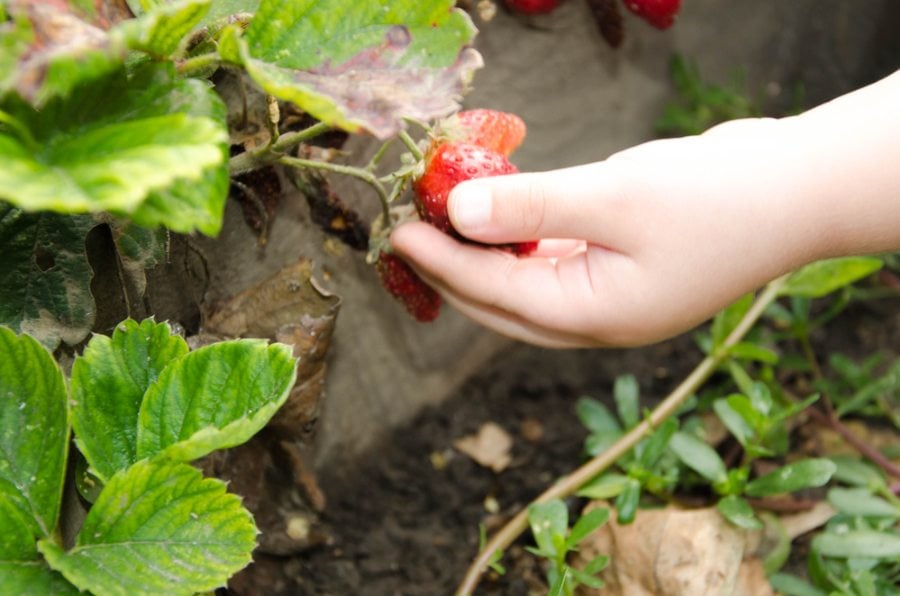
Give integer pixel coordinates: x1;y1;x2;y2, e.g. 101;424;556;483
0;319;298;592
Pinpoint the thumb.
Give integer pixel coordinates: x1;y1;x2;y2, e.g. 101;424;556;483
447;163;621;244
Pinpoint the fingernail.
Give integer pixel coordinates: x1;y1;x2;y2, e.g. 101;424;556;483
450;184;492;231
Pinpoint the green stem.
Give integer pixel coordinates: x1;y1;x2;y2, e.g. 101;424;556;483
229;121;332;175
398;129;425;161
176;52;222;77
367;138;395;172
279;155;390;226
455;275;790;596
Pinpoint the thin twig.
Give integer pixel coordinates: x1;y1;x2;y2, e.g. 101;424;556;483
398;129;425;161
807;407;900;480
229;121;332;175
279;155;391;227
455;275;790;595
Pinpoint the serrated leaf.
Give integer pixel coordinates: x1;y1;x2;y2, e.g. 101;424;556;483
230;0;483;138
136;339;297;463
119;0;210;57
717;495;762;530
613;374;640;429
0;327;69;538
780;257;883;298
668;431;728;485
528;500;568;558
70;319;189;482
38;460;256;595
744;458;836;498
0;560;78;596
812;529;900;559
0;63;229;235
0;207;97;349
0;2;126;106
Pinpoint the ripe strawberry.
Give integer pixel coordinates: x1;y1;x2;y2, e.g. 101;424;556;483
375;253;442;322
413;142;537;256
505;0;561;15
455;109;526;157
623;0;681;30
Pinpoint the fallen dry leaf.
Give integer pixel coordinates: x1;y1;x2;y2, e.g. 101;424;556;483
573;502;773;596
453;422;513;473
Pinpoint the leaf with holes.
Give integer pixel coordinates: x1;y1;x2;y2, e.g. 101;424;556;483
38;460;256;595
0;327;69;539
135;339;297;463
70;319;189;483
0;207;97;349
0;62;228;235
221;0;482;138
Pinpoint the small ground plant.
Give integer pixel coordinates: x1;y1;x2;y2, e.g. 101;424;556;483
0;319;298;593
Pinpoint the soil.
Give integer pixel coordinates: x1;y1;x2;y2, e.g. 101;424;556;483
228;296;899;595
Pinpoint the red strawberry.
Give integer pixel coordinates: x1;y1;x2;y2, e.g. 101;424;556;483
623;0;681;30
375;253;442;322
505;0;561;15
413;142;537;256
455;109;526;157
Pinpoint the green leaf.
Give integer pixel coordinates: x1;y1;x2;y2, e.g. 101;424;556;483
744;458;836;498
0;63;229;235
668;431;728;485
717;495;762;530
0;3;125;106
136;339;297;463
713;397;755;449
768;573;827;596
528;500;568;558
0;327;69;538
119;0;211;57
614;478;641;524
577;473;631;500
780;257;883;298
576;397;622;436
569;565;605;589
70;319;189;482
827;488;899;518
728;341;779;363
637;417;678;469
229;0;483;138
38;460;256;595
711;293;754;348
829;456;887;489
613;374;640;429
812;529;900;559
582;554;610;576
0;207;97;349
566;507;609;550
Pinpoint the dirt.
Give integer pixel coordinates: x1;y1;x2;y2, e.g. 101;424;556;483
224;295;898;596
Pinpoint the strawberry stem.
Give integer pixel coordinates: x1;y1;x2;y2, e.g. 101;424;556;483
279;155;391;226
398;129;425;162
229;121;332;175
455;274;791;596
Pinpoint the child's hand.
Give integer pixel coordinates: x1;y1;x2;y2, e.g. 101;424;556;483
390;72;900;347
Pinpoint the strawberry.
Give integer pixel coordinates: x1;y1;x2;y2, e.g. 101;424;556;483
623;0;681;30
414;142;518;234
375;253;442;322
454;109;527;157
413;142;537;256
505;0;561;15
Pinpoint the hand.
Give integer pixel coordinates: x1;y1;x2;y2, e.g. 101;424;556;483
390;73;900;348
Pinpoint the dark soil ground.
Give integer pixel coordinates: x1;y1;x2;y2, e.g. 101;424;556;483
232;295;898;595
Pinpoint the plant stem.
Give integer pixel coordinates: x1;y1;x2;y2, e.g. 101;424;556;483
455;275;790;596
176;52;222;77
279;155;391;226
398;129;425;161
806;407;900;480
229;122;332;175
